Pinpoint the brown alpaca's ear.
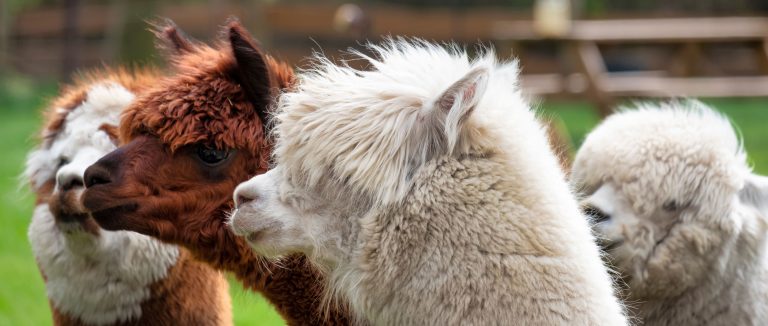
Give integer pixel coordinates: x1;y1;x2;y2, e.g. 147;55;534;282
152;19;196;55
227;19;272;126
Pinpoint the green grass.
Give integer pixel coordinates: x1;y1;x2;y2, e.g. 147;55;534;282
0;79;52;326
540;98;768;174
0;80;766;325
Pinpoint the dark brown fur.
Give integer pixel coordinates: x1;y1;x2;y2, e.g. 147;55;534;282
29;68;232;326
83;20;352;325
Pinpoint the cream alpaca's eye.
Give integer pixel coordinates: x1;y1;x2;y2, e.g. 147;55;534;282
662;200;680;212
196;146;230;165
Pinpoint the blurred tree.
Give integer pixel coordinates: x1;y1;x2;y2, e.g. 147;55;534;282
118;1;159;65
61;0;80;79
0;0;7;75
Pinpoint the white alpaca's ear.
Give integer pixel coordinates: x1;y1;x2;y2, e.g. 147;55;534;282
740;174;768;212
432;66;489;150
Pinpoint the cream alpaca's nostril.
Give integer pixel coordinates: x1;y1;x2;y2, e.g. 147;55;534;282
234;188;258;209
236;195;255;208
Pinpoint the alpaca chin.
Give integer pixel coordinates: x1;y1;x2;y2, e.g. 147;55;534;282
47;188;102;235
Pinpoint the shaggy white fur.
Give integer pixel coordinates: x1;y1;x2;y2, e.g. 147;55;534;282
28;204;179;325
25;83;180;325
25;83;127;191
230;40;628;325
572;102;768;325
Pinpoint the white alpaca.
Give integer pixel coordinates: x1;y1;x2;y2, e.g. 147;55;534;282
229;40;628;325
25;79;231;325
572;102;768;325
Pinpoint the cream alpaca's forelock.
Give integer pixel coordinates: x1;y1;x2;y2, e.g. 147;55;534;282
573;101;749;197
24;83;131;191
273;39;511;205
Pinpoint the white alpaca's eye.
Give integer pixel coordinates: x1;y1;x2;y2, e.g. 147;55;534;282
583;205;610;223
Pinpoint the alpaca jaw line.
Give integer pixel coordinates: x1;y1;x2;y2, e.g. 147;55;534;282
85;201;140;231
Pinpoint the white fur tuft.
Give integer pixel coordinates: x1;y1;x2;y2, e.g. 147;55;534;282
24;83;133;191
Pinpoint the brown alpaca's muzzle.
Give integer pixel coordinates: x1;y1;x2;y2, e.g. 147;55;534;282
82;139;144;232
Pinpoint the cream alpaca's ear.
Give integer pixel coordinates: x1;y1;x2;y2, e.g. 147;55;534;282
432;66;489;150
740;174;768;212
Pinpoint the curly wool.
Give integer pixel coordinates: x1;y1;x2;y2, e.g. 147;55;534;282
121;41;293;157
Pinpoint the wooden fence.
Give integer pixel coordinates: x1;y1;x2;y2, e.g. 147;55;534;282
6;2;768;114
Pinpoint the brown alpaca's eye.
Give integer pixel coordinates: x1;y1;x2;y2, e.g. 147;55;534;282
196;146;230;165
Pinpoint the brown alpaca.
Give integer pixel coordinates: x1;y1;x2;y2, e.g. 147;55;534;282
25;68;232;326
81;20;352;325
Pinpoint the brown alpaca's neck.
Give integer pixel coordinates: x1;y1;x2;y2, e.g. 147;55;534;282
139;249;232;325
183;216;269;288
184;213;354;325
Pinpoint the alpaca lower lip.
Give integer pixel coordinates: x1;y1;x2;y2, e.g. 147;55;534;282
55;211;91;224
88;203;139;230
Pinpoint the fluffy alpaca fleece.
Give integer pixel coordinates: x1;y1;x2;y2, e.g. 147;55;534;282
572;102;768;325
81;20;353;325
25;69;232;326
229;40;628;325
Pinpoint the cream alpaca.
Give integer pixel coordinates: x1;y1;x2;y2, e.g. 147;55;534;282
573;102;768;325
230;40;628;325
25;77;231;325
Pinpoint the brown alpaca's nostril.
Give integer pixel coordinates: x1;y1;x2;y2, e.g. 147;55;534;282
84;164;112;188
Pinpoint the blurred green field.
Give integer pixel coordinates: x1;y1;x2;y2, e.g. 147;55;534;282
0;79;765;325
